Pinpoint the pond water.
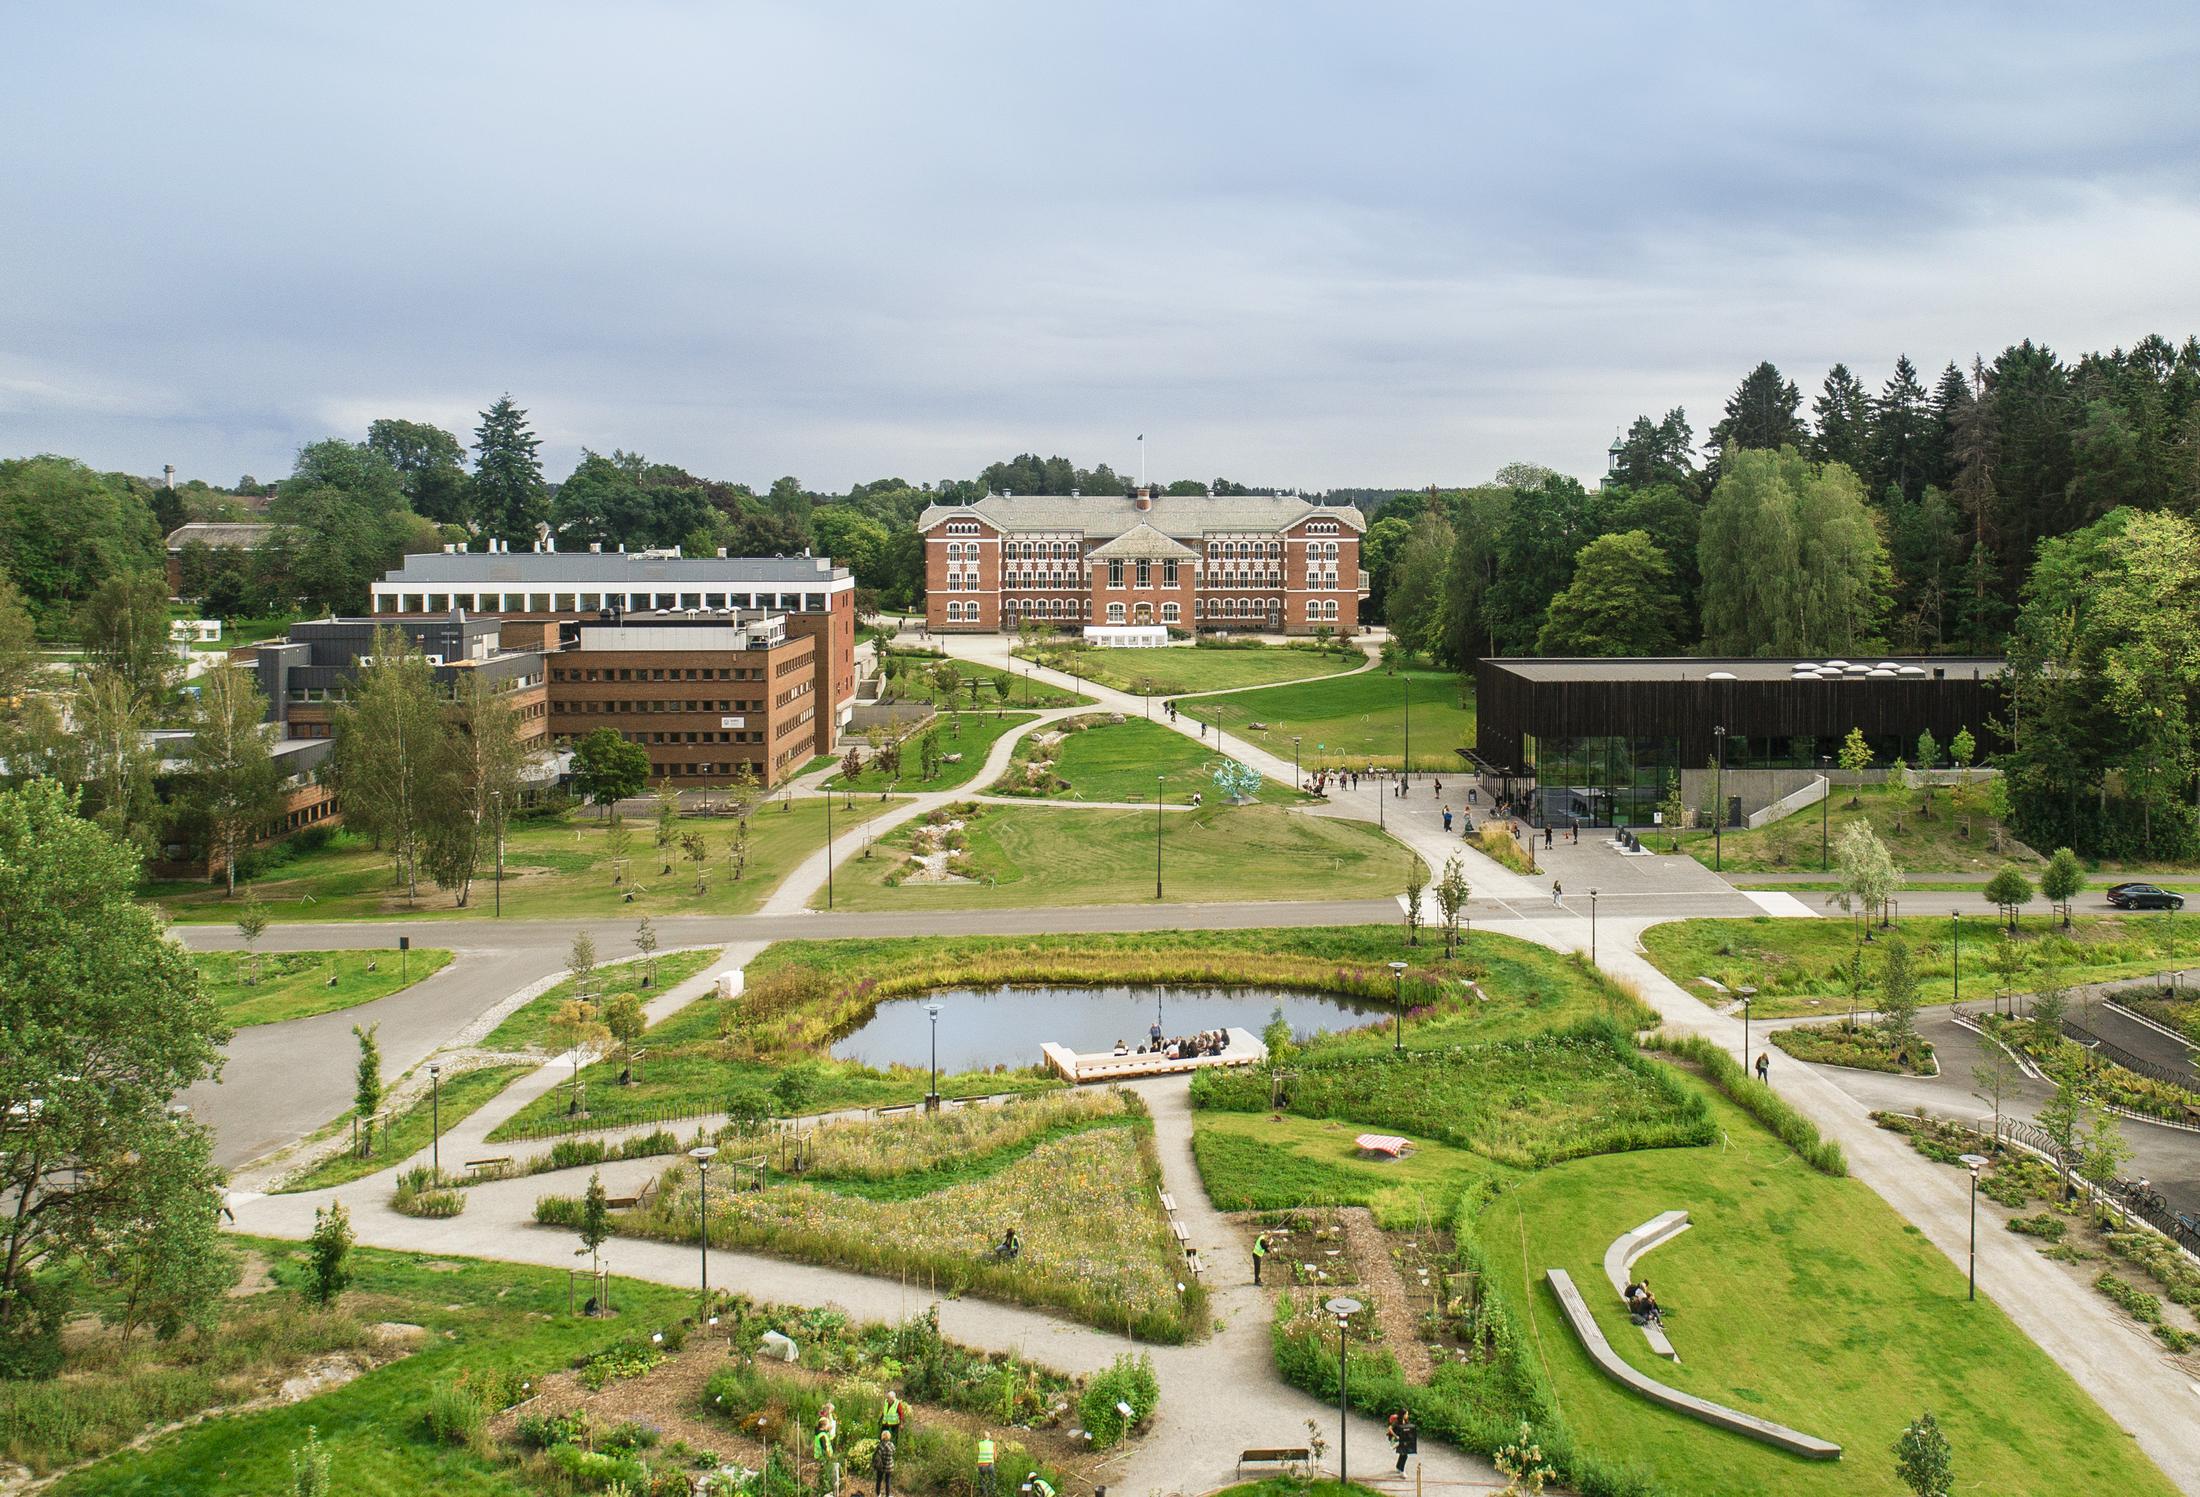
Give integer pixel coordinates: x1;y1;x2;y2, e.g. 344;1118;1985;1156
828;984;1386;1072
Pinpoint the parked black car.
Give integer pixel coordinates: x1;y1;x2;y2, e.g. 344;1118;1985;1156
2106;882;2186;911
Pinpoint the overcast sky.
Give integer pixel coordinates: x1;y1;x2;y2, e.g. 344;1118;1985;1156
3;2;2198;493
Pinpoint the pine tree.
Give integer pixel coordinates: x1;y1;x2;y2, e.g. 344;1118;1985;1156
471;394;548;544
1871;356;1935;503
1809;364;1874;477
1707;362;1805;475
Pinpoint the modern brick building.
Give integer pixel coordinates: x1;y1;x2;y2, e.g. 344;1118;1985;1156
366;544;857;760
916;488;1368;636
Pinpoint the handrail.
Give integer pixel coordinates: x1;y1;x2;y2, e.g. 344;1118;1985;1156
2058;1018;2200;1095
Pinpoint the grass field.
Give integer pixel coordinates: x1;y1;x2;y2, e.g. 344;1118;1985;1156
824;802;1423;910
149;801;899;922
1640;912;2200;1018
42;1242;693;1497
879;651;1092;709
1480;1086;2181;1497
193;947;454;1027
279;1064;533;1191
480;946;724;1051
1671;782;2043;874
833;710;1035;792
996;717;1305;804
1014;640;1362;696
1194;1110;1492;1222
1185;663;1475;772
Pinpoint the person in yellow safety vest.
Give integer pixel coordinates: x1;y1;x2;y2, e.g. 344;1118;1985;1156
813;1401;839;1489
1024;1473;1055;1497
976;1431;997;1496
1252;1230;1270;1285
880;1389;904;1439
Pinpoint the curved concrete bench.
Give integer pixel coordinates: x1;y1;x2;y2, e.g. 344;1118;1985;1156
1603;1210;1690;1360
1546;1269;1841;1461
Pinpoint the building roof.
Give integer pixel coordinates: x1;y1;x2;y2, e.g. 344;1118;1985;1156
1087;523;1199;561
376;550;850;587
166;522;277;550
1480;656;2006;683
918;492;1364;539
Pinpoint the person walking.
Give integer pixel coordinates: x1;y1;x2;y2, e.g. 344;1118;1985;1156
975;1431;997;1496
1552;881;1563;906
1755;1052;1770;1084
1544;822;1554;849
1442;806;1453;832
1252;1230;1271;1285
1393;1409;1419;1473
870;1427;895;1496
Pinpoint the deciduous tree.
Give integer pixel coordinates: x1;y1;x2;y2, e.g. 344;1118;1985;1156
351;1023;382;1157
1698;448;1887;656
571;727;650;816
1534;529;1682;655
78;570;174;704
331;629;444;899
182;663;282;895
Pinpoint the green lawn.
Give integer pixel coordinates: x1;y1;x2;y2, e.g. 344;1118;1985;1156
279;1064;533;1191
1186;663;1475;772
44;1242;693;1497
149;801;900;922
193;947;454;1027
823;802;1423;911
1194;1110;1493;1222
1641;912;2200;1018
1014;641;1362;696
1480;1086;2180;1497
480;946;724;1051
997;716;1305;804
878;652;1092;709
835;710;1035;792
1671;782;2043;874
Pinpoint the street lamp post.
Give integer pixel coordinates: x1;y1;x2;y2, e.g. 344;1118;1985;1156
428;1063;442;1179
1819;754;1832;871
1589;888;1600;965
1959;1153;1990;1299
1293;736;1301;792
823;777;835;910
1325;1297;1362;1481
493;789;505;917
1155;774;1164;899
925;1001;941;1110
1402;677;1411;783
689;1146;718;1308
1712;726;1728;872
1738;986;1756;1073
1388;960;1407;1054
1951;912;1961;1009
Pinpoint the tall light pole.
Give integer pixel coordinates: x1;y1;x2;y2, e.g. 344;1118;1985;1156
1589;888;1600;966
823;776;835;910
1738;986;1755;1072
1293;736;1301;792
925;1000;941;1110
1402;676;1411;783
1819;754;1832;872
1959;1154;1989;1299
428;1063;442;1178
689;1145;718;1308
1712;726;1728;872
1388;960;1407;1053
1325;1297;1362;1481
1951;912;1961;1009
493;789;505;917
1155;774;1164;899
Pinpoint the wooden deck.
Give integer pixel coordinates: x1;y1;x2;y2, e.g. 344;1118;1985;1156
1042;1027;1266;1083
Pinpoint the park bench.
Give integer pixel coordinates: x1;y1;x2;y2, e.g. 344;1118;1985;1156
463;1156;512;1176
603;1178;658;1211
874;1103;918;1120
1235;1447;1311;1479
1169;1219;1191;1244
1185;1249;1204;1276
1158;1190;1177;1213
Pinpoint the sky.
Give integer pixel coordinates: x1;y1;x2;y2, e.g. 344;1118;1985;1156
3;2;2199;494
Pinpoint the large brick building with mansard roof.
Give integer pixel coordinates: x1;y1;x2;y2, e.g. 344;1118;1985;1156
917;488;1368;635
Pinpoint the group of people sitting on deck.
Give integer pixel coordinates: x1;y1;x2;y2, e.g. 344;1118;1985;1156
1114;1029;1229;1060
1624;1277;1664;1324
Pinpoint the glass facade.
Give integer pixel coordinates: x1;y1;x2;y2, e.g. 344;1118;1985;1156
1522;734;1682;827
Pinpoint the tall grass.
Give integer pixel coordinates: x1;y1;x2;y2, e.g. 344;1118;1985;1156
1641;1033;1848;1175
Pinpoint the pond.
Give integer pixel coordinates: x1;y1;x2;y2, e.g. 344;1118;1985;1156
829;984;1386;1072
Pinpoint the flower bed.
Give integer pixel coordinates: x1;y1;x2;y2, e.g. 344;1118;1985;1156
1769;1021;1936;1075
1980;1015;2200;1126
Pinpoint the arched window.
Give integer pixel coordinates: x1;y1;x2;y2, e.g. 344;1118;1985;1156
1207;541;1218;557
945;601;961;622
1161;602;1180;623
1106;602;1126;623
1267;540;1280;558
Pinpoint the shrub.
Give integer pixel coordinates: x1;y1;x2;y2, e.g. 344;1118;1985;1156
1077;1353;1159;1448
2006;1213;2065;1240
393;1165;465;1218
546;1441;649;1491
2095;1272;2163;1324
421;1379;488;1451
1642;1033;1847;1175
516;1408;591;1450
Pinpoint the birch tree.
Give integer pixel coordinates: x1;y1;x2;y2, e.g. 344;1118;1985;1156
331;628;443;901
181;664;282;896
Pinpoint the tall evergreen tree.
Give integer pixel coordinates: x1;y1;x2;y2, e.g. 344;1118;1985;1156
1809;364;1874;478
471;394;548;544
1946;359;2006;646
1706;362;1805;475
1870;356;1936;504
1926;361;1970;493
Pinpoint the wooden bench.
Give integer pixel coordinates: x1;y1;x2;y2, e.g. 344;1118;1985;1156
874;1104;917;1119
603;1178;658;1212
1235;1448;1311;1479
1158;1190;1178;1213
1169;1219;1191;1244
463;1156;512;1176
1185;1249;1204;1277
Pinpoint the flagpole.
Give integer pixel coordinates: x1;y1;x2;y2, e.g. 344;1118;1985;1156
1137;434;1145;488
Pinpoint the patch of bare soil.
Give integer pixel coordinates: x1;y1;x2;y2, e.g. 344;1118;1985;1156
1239;1207;1429;1379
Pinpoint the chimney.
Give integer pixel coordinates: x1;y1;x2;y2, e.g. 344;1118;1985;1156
1134;485;1153;513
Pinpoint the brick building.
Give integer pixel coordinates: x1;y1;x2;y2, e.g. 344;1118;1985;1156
916;488;1368;636
366;545;857;759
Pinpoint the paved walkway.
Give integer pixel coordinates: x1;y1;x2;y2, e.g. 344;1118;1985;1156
226;946;1500;1494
